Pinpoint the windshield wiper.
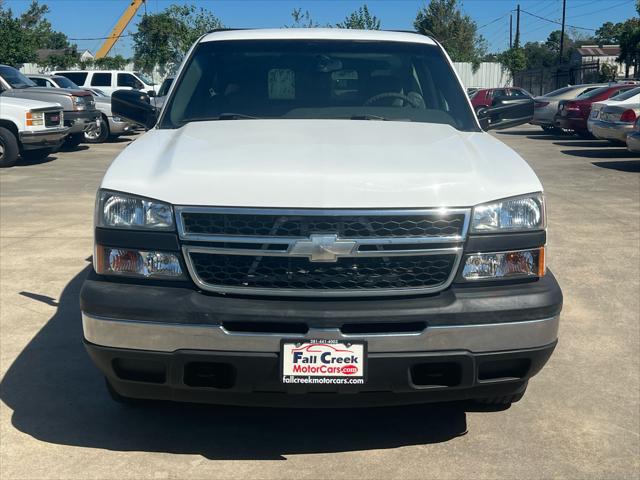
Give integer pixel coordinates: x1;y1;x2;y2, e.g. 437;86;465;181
178;113;260;125
216;113;260;120
349;114;389;121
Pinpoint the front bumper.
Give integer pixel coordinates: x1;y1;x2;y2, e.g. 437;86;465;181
64;110;100;134
81;272;562;405
591;120;634;143
19;127;69;150
555;114;587;132
107;117;135;135
87;341;555;407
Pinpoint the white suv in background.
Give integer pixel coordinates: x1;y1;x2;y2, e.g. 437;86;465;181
53;70;158;96
82;29;562;408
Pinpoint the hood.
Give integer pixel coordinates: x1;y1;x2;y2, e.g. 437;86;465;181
17;86;90;97
101;120;542;208
0;96;61;110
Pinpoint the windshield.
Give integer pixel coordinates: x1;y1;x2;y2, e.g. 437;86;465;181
610;86;640;100
53;76;79;89
577;86;613;99
134;72;155;85
544;86;577;97
0;65;37;88
161;40;478;131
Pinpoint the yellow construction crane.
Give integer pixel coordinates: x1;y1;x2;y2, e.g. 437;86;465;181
95;0;145;59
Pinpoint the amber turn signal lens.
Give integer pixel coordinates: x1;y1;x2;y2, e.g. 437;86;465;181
462;247;545;281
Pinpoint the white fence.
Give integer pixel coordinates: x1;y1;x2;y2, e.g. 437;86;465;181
453;62;512;88
21;61;511;89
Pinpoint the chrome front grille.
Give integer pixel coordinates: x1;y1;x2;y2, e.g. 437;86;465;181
177;207;470;297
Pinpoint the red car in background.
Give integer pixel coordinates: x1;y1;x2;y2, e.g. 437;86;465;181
555;84;638;137
470;87;532;113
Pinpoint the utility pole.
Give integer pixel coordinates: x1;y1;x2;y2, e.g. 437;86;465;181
510;14;513;48
515;4;520;48
559;0;567;64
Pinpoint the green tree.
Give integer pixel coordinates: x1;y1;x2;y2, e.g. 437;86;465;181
133;4;223;75
94;55;129;70
498;46;527;79
17;1;78;68
521;41;556;69
595;21;624;44
0;4;37;65
287;8;320;28
413;0;486;69
617;18;640;77
336;4;380;30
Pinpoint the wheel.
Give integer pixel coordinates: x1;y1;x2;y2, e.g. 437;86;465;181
0;126;19;168
474;382;528;406
64;133;84;148
21;148;52;162
84;115;109;144
104;377;143;405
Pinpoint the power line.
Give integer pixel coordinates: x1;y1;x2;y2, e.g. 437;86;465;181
568;0;634;19
477;12;511;30
69;33;134;41
519;9;596;31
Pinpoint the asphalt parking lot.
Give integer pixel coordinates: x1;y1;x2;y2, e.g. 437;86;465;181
1;125;638;479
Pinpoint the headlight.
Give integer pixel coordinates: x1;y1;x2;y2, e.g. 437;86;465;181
95;245;183;279
462;247;545;281
471;193;545;233
26;111;44;126
96;190;174;230
72;96;86;111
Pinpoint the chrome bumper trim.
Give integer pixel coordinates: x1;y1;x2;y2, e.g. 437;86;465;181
82;313;559;354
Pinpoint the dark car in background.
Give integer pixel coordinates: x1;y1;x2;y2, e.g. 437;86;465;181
555;84;638;137
470;87;533;114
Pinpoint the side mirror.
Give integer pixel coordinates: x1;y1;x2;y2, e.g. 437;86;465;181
477;97;534;131
477;108;491;130
112;89;157;130
147;90;156;97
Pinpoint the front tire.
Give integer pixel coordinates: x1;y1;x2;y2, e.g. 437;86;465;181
64;133;84;148
21;148;52;162
84;115;110;144
0;126;19;168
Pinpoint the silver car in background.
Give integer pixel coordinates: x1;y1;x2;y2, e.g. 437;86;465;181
626;118;640;152
590;100;640;145
27;74;135;143
588;87;640;135
531;84;606;132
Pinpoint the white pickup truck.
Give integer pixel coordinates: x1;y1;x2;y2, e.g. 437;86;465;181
0;96;68;167
81;29;562;408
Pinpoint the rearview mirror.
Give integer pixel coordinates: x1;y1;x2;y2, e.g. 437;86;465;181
112;89;157;130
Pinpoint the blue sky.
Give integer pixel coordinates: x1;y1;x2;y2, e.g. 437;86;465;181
3;0;638;56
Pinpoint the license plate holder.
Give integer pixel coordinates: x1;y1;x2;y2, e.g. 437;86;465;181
280;339;367;386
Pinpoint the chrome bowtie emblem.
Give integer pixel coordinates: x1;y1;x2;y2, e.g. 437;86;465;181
289;234;357;262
